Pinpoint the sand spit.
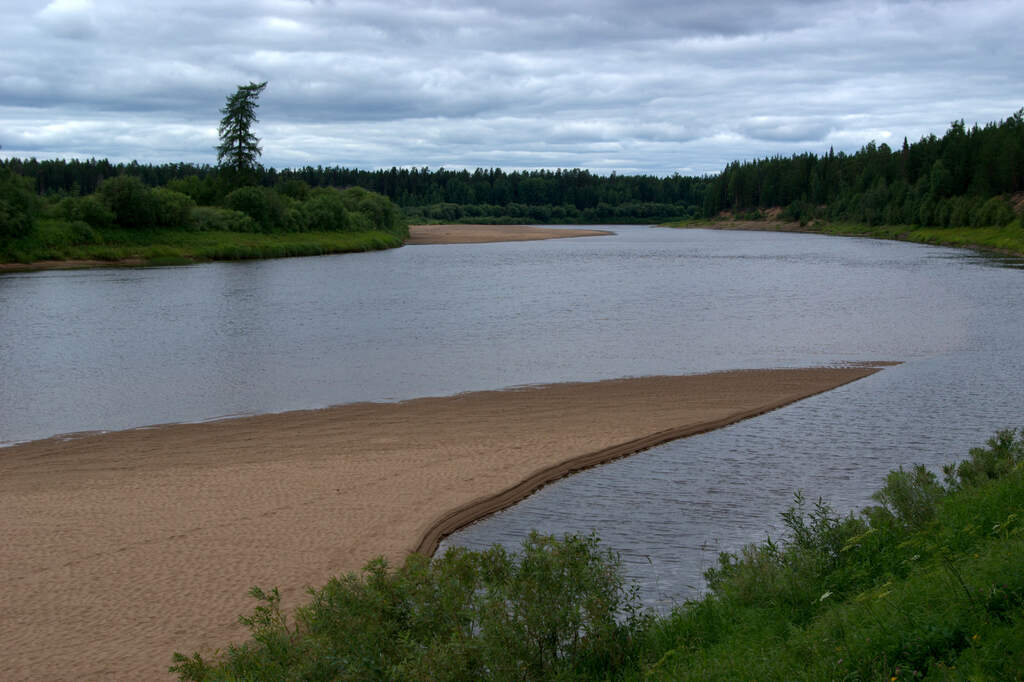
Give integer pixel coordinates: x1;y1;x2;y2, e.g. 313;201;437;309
406;223;613;244
0;367;886;680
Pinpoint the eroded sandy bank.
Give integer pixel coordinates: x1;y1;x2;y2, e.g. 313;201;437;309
0;366;887;680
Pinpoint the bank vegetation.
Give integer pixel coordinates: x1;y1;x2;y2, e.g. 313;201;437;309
172;430;1024;680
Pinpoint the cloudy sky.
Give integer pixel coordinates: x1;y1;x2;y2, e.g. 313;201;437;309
2;0;1021;175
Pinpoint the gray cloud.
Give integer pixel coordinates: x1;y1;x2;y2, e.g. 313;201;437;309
2;0;1022;175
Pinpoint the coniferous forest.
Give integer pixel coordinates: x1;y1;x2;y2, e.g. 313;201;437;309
2;109;1024;262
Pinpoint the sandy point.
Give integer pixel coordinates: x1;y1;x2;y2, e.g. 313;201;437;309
0;366;890;680
405;223;614;244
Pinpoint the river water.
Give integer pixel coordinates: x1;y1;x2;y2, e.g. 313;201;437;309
2;226;1022;608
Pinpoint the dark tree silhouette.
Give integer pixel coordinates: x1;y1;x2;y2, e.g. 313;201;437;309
216;81;268;177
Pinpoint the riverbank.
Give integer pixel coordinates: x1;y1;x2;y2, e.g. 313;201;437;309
0;224;611;272
406;223;613;244
0;228;404;273
662;218;1024;258
180;429;1024;680
0;367;886;680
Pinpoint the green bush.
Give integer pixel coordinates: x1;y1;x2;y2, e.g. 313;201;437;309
340;186;407;238
0;166;38;238
59;194;116;228
870;464;945;529
189;206;258;233
943;428;1024;492
151;188;196;229
972;196;1017;227
302;188;351;232
171;532;645;681
99;175;156;229
224;186;286;232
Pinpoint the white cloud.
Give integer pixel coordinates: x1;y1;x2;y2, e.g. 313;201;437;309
36;0;98;39
2;0;1023;174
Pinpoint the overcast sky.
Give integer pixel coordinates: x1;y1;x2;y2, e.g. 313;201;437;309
2;0;1021;175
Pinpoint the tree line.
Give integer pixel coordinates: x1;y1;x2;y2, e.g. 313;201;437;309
703;109;1024;227
0;159;709;221
5;108;1024;240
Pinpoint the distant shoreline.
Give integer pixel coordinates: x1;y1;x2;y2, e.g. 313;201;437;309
406;223;614;244
664;219;1024;258
0;225;612;273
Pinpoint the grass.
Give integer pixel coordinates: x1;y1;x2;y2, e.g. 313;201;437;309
0;220;404;268
170;431;1024;681
628;431;1024;681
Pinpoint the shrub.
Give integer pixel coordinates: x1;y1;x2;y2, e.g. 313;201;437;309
59;194;116;228
151;188;196;229
224;186;286;232
943;428;1024;492
98;175;156;229
973;196;1016;227
189;206;258;233
171;532;644;681
870;464;945;529
340;186;407;238
781;199;815;225
0;166;38;238
302;188;351;232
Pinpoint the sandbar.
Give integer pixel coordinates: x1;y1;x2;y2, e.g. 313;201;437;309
406;223;613;244
0;366;886;680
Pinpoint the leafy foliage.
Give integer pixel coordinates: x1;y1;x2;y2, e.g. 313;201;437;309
98;175;157;229
0;165;39;237
223;185;285;232
171;532;645;681
638;429;1024;681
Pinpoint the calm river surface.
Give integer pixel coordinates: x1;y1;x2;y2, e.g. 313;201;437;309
2;226;1022;608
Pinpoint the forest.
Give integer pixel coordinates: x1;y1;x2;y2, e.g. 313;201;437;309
2;108;1024;261
702;109;1024;228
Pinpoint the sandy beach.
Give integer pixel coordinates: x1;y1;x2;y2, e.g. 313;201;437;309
0;366;886;680
406;223;614;244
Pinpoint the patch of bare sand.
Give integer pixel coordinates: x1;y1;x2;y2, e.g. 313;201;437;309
0;366;888;680
406;223;613;244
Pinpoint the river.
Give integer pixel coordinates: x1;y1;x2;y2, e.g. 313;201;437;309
2;225;1022;608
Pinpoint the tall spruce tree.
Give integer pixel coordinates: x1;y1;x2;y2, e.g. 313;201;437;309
216;81;267;178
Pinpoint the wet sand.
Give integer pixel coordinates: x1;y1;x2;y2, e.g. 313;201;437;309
0;366;885;680
406;223;614;244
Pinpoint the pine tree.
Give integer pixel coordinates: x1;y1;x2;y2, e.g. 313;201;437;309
216;81;268;177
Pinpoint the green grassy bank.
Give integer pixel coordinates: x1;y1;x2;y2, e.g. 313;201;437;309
172;431;1024;681
663;217;1024;258
0;220;403;268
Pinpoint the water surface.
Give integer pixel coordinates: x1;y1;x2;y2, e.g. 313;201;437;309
2;226;1022;607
